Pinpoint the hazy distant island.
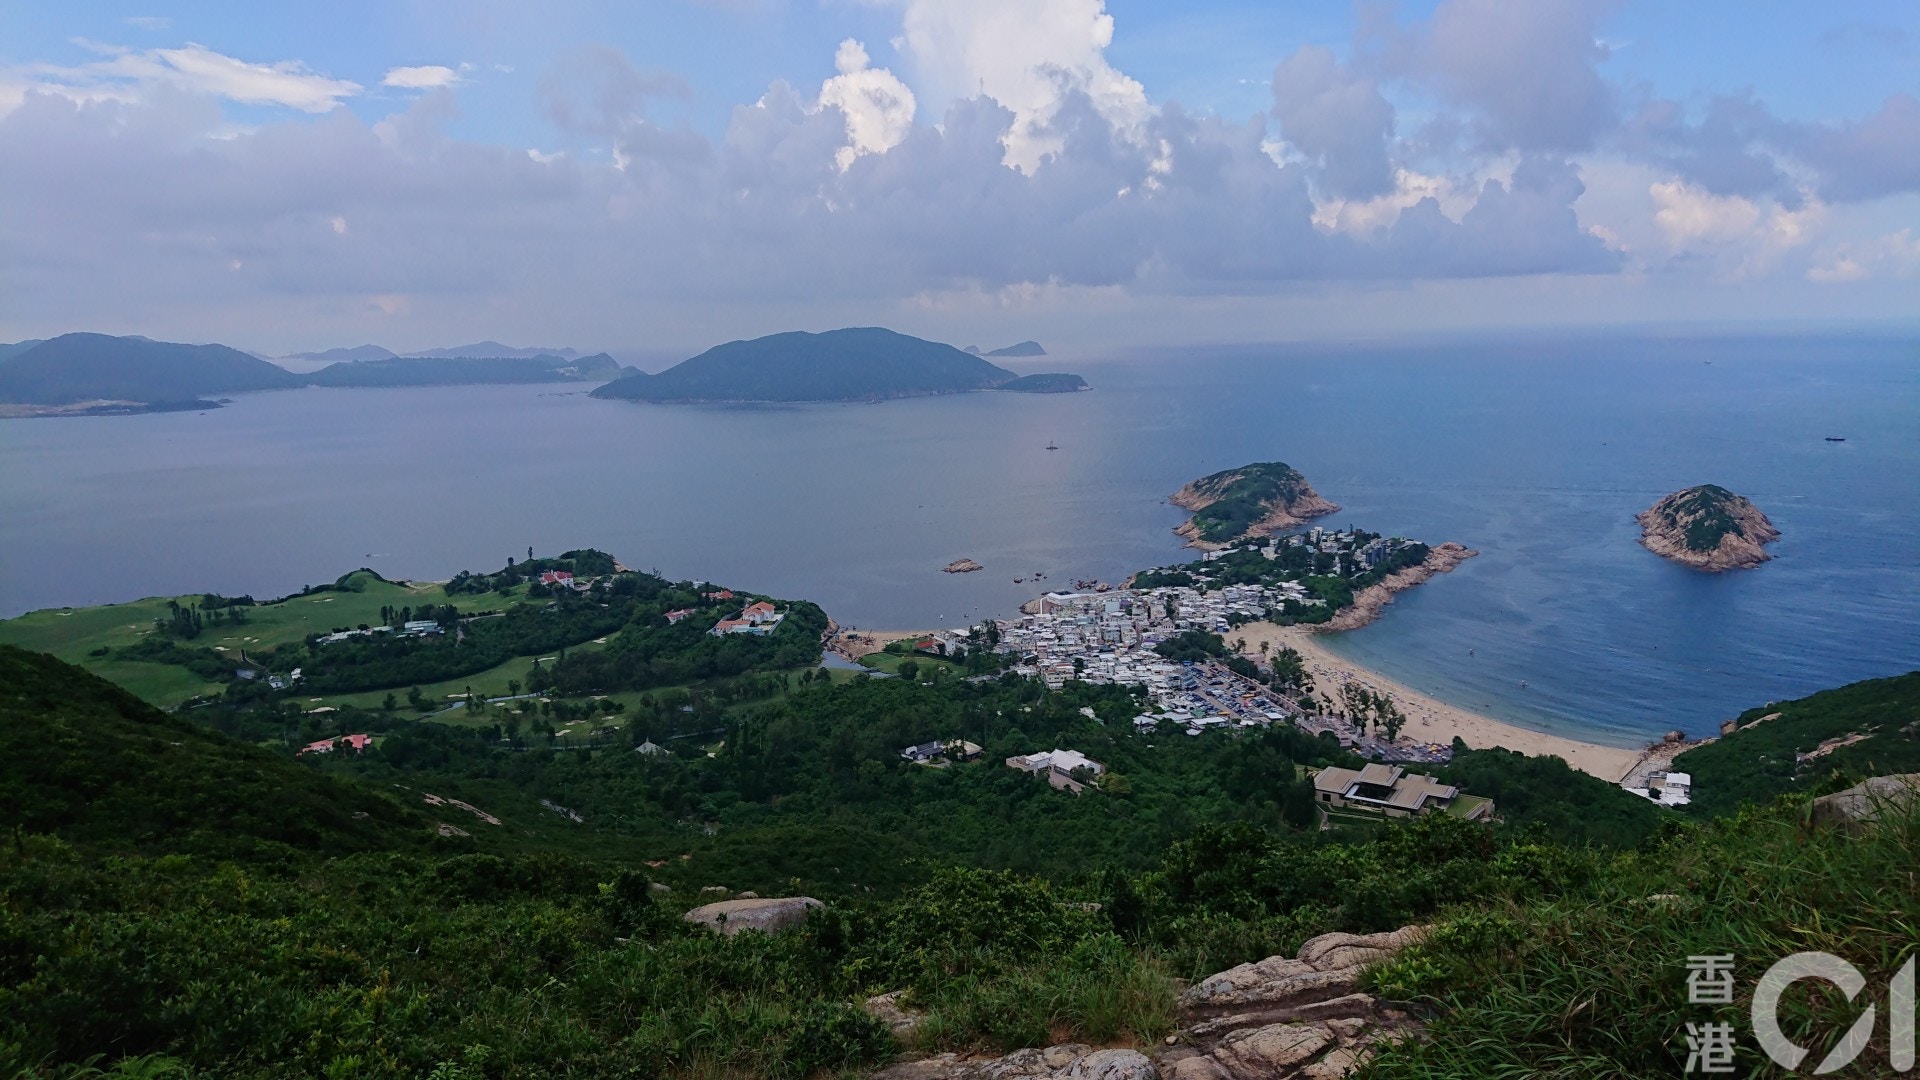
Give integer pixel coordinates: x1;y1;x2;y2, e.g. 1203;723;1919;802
0;333;625;416
590;327;1087;404
1637;484;1780;571
964;340;1048;358
1170;461;1341;547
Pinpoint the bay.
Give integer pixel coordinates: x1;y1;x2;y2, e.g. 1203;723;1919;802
2;331;1915;748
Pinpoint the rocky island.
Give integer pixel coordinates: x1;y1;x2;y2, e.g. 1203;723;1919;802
1637;484;1780;571
1170;461;1340;548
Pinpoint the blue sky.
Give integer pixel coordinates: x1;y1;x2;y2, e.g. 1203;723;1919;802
1;0;1916;355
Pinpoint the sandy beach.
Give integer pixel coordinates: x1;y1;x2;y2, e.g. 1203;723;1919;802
1234;621;1643;782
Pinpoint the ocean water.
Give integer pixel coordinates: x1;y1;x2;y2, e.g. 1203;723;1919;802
2;332;1915;747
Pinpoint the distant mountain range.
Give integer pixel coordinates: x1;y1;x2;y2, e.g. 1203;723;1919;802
283;341;584;362
0;333;623;414
962;340;1048;357
281;344;397;363
591;328;1086;403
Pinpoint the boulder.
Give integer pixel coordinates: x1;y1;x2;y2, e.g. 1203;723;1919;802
682;896;822;936
864;990;927;1041
1811;774;1920;830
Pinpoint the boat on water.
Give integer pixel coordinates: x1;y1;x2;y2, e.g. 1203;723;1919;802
1825;436;1847;442
1045;441;1059;450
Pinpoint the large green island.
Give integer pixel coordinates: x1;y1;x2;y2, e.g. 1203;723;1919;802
591;327;1089;403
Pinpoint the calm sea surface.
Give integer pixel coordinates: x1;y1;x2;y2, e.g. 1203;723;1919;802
3;333;1915;747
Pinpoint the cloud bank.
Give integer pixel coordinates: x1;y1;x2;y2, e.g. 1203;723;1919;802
0;0;1915;350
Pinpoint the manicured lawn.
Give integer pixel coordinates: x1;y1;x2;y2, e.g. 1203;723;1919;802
0;571;551;708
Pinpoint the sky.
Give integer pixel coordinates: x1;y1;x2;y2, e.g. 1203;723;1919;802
1;0;1916;358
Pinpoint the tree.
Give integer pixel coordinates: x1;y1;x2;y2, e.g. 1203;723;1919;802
897;659;920;681
507;680;521;697
382;692;398;712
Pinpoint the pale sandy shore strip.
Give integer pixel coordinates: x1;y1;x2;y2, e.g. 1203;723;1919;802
1234;621;1643;783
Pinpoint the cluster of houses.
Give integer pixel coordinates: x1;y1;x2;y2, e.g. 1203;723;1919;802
710;601;785;636
537;570;595;593
315;619;442;646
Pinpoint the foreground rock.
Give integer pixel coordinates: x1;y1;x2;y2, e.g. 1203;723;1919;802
1637;485;1779;571
872;925;1427;1080
1811;774;1920;830
681;896;822;936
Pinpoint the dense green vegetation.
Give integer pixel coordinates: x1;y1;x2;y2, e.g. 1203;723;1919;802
8;567;1917;1078
1642;483;1760;552
1132;535;1429;627
1178;462;1328;543
0;332;300;405
1673;671;1920;817
591;327;1083;403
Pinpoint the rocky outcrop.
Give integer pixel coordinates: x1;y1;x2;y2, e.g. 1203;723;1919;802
944;558;984;574
681;896;822;936
1637;485;1779;571
872;925;1427;1080
1811;774;1920;830
1170;463;1340;549
1313;544;1477;633
1163;926;1428;1079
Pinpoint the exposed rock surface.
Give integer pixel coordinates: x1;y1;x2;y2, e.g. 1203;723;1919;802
1170;463;1340;549
944;558;985;574
1313;544;1478;632
872;925;1427;1080
681;896;822;936
864;991;929;1041
1637;485;1779;571
1811;774;1920;830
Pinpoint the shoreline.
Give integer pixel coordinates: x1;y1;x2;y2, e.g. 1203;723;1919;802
1321;542;1478;631
825;625;937;661
1234;620;1643;783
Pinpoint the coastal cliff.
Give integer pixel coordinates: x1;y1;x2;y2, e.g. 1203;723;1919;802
1171;462;1340;547
1637;485;1779;571
1315;541;1478;632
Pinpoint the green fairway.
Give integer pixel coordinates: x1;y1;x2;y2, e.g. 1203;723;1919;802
0;571;550;708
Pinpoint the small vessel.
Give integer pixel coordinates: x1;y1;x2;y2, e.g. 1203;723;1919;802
1045;441;1059;450
1825;436;1846;442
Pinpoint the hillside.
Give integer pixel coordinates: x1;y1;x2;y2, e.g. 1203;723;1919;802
308;352;620;387
997;372;1088;393
592;327;1085;403
406;340;581;360
0;644;426;856
1673;670;1920;816
1637;484;1780;570
987;340;1047;357
1170;461;1341;546
0;332;301;406
282;344;397;363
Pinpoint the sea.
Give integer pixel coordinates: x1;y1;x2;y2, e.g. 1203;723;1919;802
2;331;1915;749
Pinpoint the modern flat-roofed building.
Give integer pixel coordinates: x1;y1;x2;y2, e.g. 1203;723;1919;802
1311;762;1492;819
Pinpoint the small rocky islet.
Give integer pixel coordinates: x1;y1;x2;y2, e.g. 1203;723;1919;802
1637;484;1779;571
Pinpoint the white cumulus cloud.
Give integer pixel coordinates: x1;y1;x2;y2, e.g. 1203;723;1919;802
383;65;465;91
817;39;916;170
889;0;1148;171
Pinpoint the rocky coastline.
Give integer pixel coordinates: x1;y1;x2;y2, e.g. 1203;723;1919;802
1169;471;1340;550
1636;486;1779;571
1312;542;1478;633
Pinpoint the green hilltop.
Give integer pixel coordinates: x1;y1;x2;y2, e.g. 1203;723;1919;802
1172;461;1341;544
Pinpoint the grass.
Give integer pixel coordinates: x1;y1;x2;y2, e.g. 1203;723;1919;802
1363;797;1920;1078
1445;794;1494;818
0;572;551;708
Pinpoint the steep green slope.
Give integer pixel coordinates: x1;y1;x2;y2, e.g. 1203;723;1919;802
1170;461;1341;544
1673;670;1920;817
0;644;425;856
592;327;1021;402
0;332;301;405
